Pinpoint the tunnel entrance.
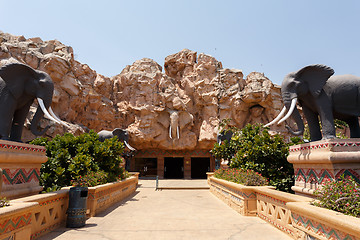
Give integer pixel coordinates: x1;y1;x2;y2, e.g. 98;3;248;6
191;157;210;179
164;157;184;179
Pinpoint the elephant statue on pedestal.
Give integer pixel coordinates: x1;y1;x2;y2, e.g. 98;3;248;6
98;128;136;151
0;63;68;142
217;129;233;145
266;64;360;141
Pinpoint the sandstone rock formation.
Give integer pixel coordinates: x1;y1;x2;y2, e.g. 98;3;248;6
0;32;290;149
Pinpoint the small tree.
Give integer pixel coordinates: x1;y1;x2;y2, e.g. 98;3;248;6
212;122;294;192
31;131;127;192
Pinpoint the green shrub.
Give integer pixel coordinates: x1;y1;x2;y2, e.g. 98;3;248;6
31;131;127;192
70;170;108;187
214;168;268;186
212;122;294;192
313;176;360;218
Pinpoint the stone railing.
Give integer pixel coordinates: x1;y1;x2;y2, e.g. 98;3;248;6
87;174;139;217
0;174;138;240
208;174;360;240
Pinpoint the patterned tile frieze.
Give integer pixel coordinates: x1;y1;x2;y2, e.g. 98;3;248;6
135;149;211;157
294;168;335;184
289;143;330;152
335;169;360;183
256;193;287;206
0;143;45;153
38;196;68;206
258;212;296;238
2;168;40;185
295;168;360;184
291;213;357;240
290;141;360;153
0;213;32;235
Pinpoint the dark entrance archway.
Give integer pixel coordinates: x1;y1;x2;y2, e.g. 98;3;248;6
191;157;210;179
164;157;184;179
134;158;157;177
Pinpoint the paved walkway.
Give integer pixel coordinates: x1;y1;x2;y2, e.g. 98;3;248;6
39;180;292;240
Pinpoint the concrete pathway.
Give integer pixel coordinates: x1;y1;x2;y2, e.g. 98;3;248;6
39;180;292;240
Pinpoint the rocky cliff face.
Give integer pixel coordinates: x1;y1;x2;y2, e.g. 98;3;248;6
0;32;289;149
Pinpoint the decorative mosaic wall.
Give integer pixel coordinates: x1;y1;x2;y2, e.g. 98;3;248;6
0;213;32;235
291;213;358;240
2;168;40;185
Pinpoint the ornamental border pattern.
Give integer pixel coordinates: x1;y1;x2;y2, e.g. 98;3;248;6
258;212;296;238
294;168;360;184
135;149;211;157
2;168;40;185
289;142;360;152
0;213;32;235
256;192;286;206
38;196;68;206
291;213;356;240
294;168;335;184
0;143;45;153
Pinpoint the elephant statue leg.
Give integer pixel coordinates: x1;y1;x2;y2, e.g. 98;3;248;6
302;107;322;141
0;96;15;140
10;102;32;142
345;117;360;138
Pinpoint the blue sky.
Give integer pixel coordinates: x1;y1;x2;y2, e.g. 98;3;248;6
1;0;360;84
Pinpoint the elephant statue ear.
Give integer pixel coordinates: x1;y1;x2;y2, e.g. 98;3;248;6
295;64;334;97
112;128;124;137
0;63;33;99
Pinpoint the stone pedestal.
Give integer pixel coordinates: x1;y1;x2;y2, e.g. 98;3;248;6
0;140;47;199
288;139;360;197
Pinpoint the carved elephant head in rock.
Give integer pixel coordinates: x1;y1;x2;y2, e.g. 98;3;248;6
98;128;136;151
266;64;360;141
0;63;69;142
158;110;194;140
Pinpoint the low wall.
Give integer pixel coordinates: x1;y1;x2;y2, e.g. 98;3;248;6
208;174;360;240
87;174;138;217
0;174;138;240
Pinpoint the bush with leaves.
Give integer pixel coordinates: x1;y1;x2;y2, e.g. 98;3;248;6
212;122;293;192
214;168;268;186
31;131;127;192
313;176;360;218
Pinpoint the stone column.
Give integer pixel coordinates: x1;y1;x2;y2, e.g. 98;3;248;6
184;157;191;179
157;157;164;179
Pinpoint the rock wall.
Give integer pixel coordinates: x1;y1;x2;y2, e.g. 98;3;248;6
0;32;289;149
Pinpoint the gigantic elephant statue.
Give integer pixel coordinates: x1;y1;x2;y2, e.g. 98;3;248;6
217;129;233;145
0;63;68;142
265;64;360;141
98;128;136;151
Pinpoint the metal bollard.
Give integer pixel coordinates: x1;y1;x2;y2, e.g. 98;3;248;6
66;186;88;228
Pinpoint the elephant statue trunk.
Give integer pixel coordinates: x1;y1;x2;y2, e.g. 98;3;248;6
169;111;180;139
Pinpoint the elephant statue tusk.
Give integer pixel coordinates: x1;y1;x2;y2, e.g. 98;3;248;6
177;126;180;139
37;98;62;125
277;98;298;125
124;140;136;151
49;107;71;128
264;106;287;127
169;125;173;139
